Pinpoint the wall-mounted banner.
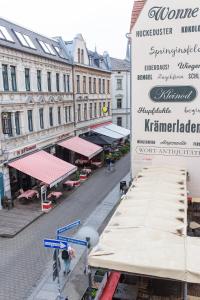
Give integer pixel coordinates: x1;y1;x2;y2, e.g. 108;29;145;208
132;0;200;195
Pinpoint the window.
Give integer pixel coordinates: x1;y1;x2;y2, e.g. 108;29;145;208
94;103;97;118
89;77;92;93
117;78;122;90
56;73;60;92
117;117;122;126
99;102;102;116
14;31;36;49
76;75;80;93
54;46;64;58
47;72;51;92
10;66;17;91
65;106;72;123
49;107;53;126
89;57;92;66
63;74;66;92
102;79;105;94
58;107;61;124
84;103;87;120
107;80;110;93
37;70;42;91
81;49;84;64
2;112;12;136
78;48;80;63
39;108;44;129
77;104;81;121
67;75;70;92
0;26;14;42
83;76;86;93
27;110;33;132
68;106;71;122
38;40;56;55
2;64;9;91
15;111;20;135
25;68;30;91
93;78;96;93
117;98;122;109
98;78;101;93
108;102;110;115
89;103;93;119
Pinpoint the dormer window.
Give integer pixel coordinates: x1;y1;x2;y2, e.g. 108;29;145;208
38;40;56;55
89;57;92;66
0;26;14;42
14;31;36;49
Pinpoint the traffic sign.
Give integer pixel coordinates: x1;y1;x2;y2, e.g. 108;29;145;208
43;239;68;249
57;235;88;246
57;220;81;235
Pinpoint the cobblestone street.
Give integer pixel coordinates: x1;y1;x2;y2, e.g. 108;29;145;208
0;154;130;300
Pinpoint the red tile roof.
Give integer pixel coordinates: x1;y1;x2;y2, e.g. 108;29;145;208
130;0;147;31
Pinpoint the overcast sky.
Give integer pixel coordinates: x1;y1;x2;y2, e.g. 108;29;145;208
1;0;133;59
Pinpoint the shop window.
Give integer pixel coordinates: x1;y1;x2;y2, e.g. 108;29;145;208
89;103;93;119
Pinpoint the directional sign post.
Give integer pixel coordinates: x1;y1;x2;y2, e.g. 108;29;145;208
43;239;68;249
57;235;88;247
57;220;81;235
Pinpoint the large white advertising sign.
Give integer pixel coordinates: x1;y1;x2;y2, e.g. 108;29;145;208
132;0;200;195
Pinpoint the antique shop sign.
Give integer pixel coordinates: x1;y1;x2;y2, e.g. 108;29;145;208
132;0;200;195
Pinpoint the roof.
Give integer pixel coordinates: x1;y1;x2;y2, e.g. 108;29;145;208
8;150;77;187
110;57;130;71
130;0;147;31
89;166;200;284
57;136;103;159
0;17;71;64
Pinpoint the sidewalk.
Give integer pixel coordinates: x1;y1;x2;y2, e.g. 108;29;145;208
28;172;130;300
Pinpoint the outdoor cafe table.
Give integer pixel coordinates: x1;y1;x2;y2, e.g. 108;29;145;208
75;159;89;165
91;161;102;168
17;189;39;200
82;168;92;175
63;180;80;187
47;191;63;200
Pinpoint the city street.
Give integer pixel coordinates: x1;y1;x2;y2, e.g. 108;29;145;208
0;154;130;300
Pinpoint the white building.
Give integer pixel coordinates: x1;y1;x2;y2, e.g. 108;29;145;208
0;19;111;200
110;56;131;129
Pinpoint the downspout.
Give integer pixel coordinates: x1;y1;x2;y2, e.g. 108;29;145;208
72;65;77;136
126;33;133;181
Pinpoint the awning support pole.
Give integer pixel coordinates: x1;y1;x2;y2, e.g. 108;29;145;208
184;282;187;300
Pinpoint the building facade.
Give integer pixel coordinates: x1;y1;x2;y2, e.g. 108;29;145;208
63;34;112;136
110;56;131;129
0;19;111;201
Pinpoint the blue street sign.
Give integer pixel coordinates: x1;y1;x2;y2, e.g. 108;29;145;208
57;220;81;235
43;239;68;249
57;235;88;246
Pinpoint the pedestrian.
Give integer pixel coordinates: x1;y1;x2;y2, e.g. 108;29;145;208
61;246;75;275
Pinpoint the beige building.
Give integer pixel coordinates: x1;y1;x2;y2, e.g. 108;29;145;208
0;20;111;202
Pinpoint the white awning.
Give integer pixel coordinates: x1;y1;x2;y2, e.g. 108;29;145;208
92;127;124;139
104;123;130;137
89;166;200;284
